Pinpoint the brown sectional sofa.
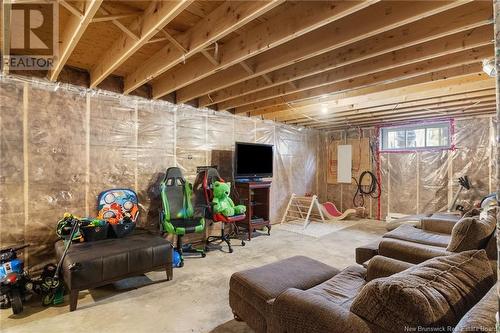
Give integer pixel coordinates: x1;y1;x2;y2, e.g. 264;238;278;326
229;252;497;333
356;210;497;265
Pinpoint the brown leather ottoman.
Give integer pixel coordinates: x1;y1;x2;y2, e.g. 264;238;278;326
55;231;173;311
229;256;340;333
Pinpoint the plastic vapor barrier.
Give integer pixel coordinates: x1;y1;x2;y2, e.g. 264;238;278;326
321;117;496;220
0;76;319;270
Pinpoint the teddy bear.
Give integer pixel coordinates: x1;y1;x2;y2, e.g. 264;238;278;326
212;181;246;217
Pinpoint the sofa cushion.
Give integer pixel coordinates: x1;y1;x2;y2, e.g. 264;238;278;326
383;224;451;247
453;285;497;332
446;210;496;252
378;238;451;264
306;265;366;307
350;250;495;332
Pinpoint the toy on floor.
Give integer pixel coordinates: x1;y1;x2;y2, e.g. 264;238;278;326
281;193;325;229
212;181;246;217
319;202;357;220
0;244;30;314
282;193;359;229
97;189;139;238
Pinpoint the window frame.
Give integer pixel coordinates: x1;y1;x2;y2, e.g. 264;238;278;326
379;120;453;153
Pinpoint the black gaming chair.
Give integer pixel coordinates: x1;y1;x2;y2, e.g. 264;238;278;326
160;167;205;266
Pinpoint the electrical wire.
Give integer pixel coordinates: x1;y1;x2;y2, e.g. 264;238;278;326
352;171;381;207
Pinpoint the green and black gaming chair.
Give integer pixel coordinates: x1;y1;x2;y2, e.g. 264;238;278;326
160;167;205;266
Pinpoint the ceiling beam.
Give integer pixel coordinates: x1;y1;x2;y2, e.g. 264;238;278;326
289;92;496;125
48;0;103;81
314;107;495;130
89;0;192;88
304;99;496;127
123;0;284;94
91;12;141;23
151;0;381;99
236;46;492;114
199;3;493;109
220;34;492;110
176;0;478;104
258;70;493;118
60;0;84;18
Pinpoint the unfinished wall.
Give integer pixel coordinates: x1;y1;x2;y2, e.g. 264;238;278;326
319;117;497;220
0;76;319;271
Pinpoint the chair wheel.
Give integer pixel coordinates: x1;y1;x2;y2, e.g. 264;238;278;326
241;241;245;246
229;248;233;253
179;261;184;268
201;252;206;258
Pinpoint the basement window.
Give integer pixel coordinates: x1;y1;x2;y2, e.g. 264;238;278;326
380;121;451;152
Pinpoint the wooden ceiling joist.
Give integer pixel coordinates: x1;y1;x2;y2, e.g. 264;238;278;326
89;0;192;88
288;92;496;125
315;106;496;130
258;71;494;119
48;0;103;81
176;0;477;105
236;46;492;115
123;0;284;94
198;2;493;108
151;0;380;99
220;34;492;110
306;100;496;128
91;12;141;23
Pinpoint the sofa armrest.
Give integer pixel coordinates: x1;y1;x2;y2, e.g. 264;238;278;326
273;288;373;333
378;238;451;264
420;218;456;234
366;255;414;281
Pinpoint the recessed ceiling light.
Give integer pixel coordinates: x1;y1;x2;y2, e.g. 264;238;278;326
321;104;328;114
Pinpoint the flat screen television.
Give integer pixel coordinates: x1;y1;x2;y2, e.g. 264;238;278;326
235;142;273;179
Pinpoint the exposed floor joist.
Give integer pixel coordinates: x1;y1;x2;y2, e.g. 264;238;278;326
49;0;103;81
253;65;490;117
151;0;380;99
308;100;496;128
267;74;495;126
237;47;492;115
289;92;496;125
175;0;476;105
123;0;283;94
198;3;493;108
223;42;492;111
316;108;495;130
3;1;494;129
89;0;192;88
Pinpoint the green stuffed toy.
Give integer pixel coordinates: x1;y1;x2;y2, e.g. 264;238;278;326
212;181;246;217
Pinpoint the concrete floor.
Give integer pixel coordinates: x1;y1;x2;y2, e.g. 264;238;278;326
0;220;385;333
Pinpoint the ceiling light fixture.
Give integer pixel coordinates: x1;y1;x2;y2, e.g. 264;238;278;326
482;58;496;77
321;104;328;114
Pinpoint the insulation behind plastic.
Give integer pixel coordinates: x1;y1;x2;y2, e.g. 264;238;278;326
0;76;319;270
320;117;496;220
